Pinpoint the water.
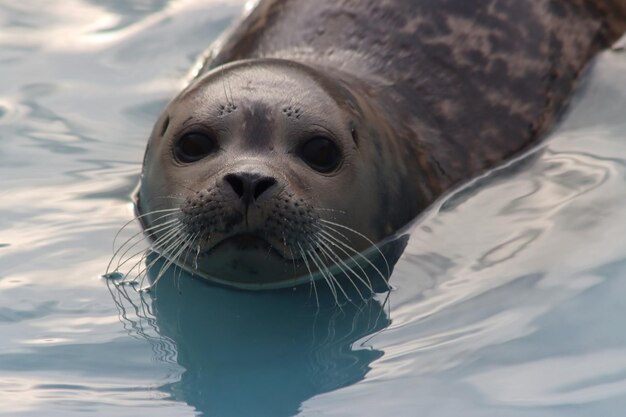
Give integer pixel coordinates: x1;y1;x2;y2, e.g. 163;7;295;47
2;1;626;416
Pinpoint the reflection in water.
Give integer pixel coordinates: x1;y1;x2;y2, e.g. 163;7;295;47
83;0;170;31
499;150;613;218
466;347;626;406
403;141;622;289
107;264;391;417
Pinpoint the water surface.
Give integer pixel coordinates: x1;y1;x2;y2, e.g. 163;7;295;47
1;1;626;416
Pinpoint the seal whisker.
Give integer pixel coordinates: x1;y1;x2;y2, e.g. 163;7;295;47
227;77;235;106
115;222;182;284
174;229;202;266
153;195;188;202
313;207;346;214
310;271;320;309
182;231;201;271
287;243;298;275
111;212;180;264
177;182;204;195
116;246;151;284
171;231;201;290
116;238;168;278
309;248;351;307
132;251;152;283
108;218;181;274
133;254;161;289
193;244;201;270
154;231;187;270
149;222;185;256
111;208;179;254
134;225;186;288
310;218;352;244
220;65;229;104
142;231;190;291
318;228;390;291
177;231;202;284
298;244;319;308
313;235;373;297
315;241;367;303
169;232;200;289
134;252;164;289
145;234;194;291
299;242;339;307
311;226;374;290
319;219;390;277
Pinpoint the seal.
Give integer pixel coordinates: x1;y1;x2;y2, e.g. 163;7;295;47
133;0;626;291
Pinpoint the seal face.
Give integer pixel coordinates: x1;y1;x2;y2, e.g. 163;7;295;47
138;60;396;289
135;0;626;290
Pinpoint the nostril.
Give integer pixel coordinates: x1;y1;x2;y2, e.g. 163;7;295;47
253;177;277;200
224;173;245;198
224;172;277;203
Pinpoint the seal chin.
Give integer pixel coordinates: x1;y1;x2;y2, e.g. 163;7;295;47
206;233;289;259
192;233;311;287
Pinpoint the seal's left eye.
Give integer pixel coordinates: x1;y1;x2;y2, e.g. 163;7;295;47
298;136;342;173
175;132;216;163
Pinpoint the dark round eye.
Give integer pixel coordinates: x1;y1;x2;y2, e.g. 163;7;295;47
174;132;216;163
298;136;342;173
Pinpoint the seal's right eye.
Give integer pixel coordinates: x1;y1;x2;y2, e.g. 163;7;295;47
174;132;216;163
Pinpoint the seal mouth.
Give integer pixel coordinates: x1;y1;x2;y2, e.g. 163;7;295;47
204;233;288;259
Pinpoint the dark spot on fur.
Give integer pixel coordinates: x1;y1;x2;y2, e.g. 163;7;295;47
423;42;453;61
417;22;437;38
548;0;567;18
465;49;487;67
489;59;509;81
488;34;504;53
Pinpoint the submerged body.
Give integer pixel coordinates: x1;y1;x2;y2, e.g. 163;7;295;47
136;0;626;289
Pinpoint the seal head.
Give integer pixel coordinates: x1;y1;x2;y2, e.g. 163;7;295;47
138;59;408;289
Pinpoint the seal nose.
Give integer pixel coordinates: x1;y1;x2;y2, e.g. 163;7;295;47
224;172;277;205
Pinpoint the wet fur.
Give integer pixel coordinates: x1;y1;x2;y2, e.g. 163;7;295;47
204;0;626;231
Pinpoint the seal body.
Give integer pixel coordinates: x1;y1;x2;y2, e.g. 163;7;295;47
137;0;626;289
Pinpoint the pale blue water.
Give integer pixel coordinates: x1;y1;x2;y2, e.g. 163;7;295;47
2;1;626;416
